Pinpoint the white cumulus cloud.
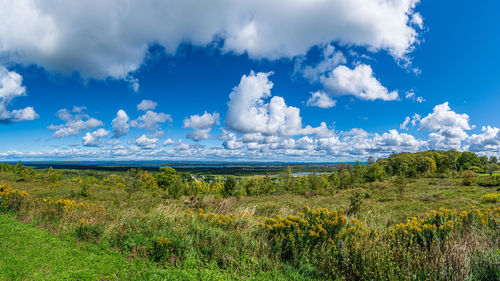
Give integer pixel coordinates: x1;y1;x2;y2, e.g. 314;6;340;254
111;109;129;138
465;126;500;153
183;111;220;141
0;66;38;123
226;71;327;137
306;91;336;108
48;107;103;138
0;0;422;80
419;102;471;149
321;64;399;101
130;110;172;130
137;100;157;111
135;134;159;149
82;128;109;147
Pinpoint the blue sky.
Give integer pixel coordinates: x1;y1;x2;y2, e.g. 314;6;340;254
0;0;499;161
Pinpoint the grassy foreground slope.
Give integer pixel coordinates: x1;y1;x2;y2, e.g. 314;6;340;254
0;214;147;281
0;214;309;281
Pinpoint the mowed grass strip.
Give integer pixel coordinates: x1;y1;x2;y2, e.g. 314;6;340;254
0;214;154;281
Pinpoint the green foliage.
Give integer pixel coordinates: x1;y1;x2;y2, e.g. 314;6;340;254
156;166;183;198
458;152;483;171
364;163;387;182
477;176;500;187
75;219;103;241
222;176;237;197
44;167;62;184
155;166;178;190
489;156;498;164
393;174;408;198
78;180;91;197
346;189;363;216
462;170;477;186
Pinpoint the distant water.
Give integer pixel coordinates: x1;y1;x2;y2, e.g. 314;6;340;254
292;171;331;177
13;161;344;169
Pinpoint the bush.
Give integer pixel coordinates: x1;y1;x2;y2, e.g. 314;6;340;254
346;189;363;216
75;219;102;241
477;176;500;187
462;170;476;186
78;181;90;197
44;167;61;184
222;176;237;197
481;193;499;203
263;207;349;263
0;184;30;212
393;174;408;198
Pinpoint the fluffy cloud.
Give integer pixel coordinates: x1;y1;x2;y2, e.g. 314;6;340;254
135;134;159;149
299;44;346;81
183;111;220;141
0;67;38;123
82;128;109;147
226;71;327;137
321;64;399;101
183;111;219;130
162;138;175;146
465;126;500;153
400;116;411;130
306;91;336;108
111;110;129;138
0;0;422;80
48;107;103;138
405;91;425;103
130;110;172;130
419;102;471;149
137;100;157;111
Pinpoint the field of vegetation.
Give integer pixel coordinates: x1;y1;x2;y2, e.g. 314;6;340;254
0;150;499;280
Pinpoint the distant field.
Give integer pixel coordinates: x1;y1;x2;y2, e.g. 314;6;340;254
478;171;500;177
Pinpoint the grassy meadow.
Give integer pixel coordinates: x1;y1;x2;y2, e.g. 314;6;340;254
0;150;499;280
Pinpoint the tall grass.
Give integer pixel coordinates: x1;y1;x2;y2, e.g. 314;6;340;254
1;182;498;280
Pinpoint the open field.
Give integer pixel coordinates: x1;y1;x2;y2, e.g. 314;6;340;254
0;151;499;280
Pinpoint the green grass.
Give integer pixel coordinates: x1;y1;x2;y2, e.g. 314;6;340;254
0;213;313;281
0;213;152;281
478;171;500;177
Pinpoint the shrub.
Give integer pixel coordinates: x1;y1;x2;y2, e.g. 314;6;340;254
481;193;499;203
393;174;408;198
346;189;363;216
78;181;90;197
156;166;178;190
462;170;476;186
44;167;61;184
149;237;173;263
222;176;237;197
0;184;30;212
477;176;500;187
75;219;102;241
100;174;127;189
263;207;349;263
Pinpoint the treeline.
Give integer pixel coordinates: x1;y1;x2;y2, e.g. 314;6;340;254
1;150;499;198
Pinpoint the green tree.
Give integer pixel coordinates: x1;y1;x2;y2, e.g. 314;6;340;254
393;174;408;198
223;176;237;197
487;163;497;176
155;166;183;198
155;166;178;190
489;156;498;164
457;152;482;171
279;167;293;191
